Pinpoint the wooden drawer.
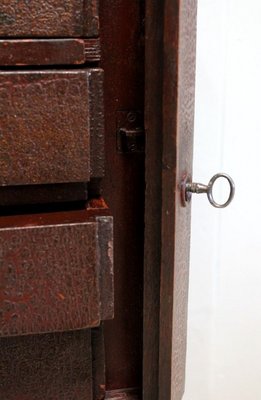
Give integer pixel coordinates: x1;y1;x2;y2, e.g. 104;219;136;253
0;0;99;38
0;209;114;337
1;330;93;400
0;68;104;186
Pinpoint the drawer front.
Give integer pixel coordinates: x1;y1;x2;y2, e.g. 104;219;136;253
0;69;104;186
0;210;114;337
0;0;99;38
0;330;93;400
0;39;101;66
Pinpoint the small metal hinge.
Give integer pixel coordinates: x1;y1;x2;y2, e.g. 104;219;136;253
117;111;145;153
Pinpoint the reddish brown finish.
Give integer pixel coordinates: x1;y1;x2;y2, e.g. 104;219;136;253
0;39;101;66
144;1;197;400
0;217;100;336
0;329;93;400
0;0;99;38
0;210;114;337
0;69;104;187
100;0;145;390
159;2;197;398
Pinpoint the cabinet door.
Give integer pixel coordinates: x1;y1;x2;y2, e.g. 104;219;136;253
144;1;198;400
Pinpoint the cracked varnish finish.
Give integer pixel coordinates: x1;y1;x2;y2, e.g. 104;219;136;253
0;209;114;337
0;0;99;38
0;69;104;187
0;221;100;337
0;329;93;400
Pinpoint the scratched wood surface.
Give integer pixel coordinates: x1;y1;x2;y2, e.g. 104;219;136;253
0;210;114;337
0;329;93;400
0;0;99;38
0;69;104;187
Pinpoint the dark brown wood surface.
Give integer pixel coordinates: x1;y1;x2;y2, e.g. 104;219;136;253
92;326;106;400
0;183;88;206
0;39;101;66
0;0;99;38
0;69;103;187
0;329;93;400
144;1;197;400
160;1;197;399
143;1;164;399
100;0;145;391
0;209;114;337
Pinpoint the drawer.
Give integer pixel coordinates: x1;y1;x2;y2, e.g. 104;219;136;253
1;330;93;400
0;209;114;337
0;68;104;186
0;0;99;38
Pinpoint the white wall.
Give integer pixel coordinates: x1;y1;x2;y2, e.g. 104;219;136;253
184;1;261;399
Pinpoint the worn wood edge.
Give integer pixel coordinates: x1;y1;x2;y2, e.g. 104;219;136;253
97;216;114;321
89;68;105;178
92;326;106;400
143;0;164;399
106;388;140;400
159;1;198;400
0;207;111;229
85;38;101;62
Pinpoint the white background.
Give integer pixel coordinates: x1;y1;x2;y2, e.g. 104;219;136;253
184;1;261;399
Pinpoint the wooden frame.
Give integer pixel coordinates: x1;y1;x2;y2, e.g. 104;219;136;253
144;1;198;399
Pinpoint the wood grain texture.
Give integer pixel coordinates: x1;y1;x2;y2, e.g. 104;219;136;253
144;1;197;399
100;0;145;390
159;1;197;399
0;69;104;186
0;209;114;337
0;329;93;400
0;39;101;66
0;0;99;38
143;0;164;399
